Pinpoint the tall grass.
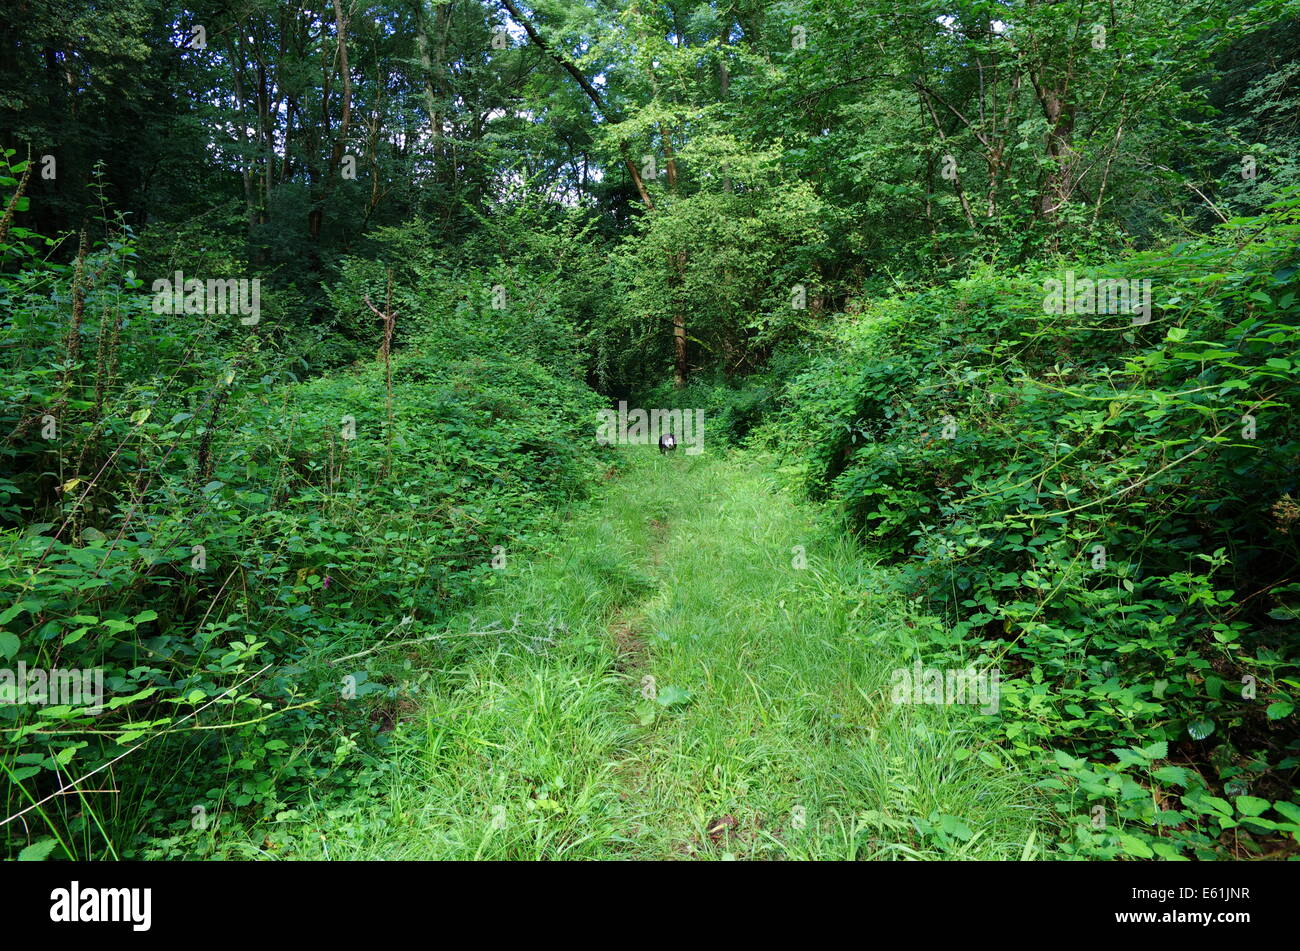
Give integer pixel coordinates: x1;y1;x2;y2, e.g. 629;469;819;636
264;449;1046;860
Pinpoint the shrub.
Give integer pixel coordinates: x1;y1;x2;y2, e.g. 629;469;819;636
762;188;1300;857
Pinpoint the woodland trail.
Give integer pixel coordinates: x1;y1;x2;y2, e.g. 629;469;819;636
298;450;1044;860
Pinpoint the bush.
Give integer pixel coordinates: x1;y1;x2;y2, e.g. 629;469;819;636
761;188;1300;858
0;190;605;859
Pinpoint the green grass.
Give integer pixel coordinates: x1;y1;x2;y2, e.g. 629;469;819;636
271;449;1048;859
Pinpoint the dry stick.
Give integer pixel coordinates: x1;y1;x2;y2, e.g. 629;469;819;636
331;619;524;666
18;231;94;450
16;701;321;739
1147;163;1229;223
1224;575;1299;621
76;298;119;477
194;378;232;487
0;664;273;829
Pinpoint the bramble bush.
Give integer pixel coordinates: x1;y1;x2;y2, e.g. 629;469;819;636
759;188;1300;858
0;164;606;859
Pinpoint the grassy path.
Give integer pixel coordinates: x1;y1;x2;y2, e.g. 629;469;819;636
300;451;1044;859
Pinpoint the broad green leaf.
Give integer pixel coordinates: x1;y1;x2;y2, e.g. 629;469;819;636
655;685;692;708
937;814;974;841
1235;796;1270;818
1266;701;1294;720
1119;834;1154;858
18;838;59;861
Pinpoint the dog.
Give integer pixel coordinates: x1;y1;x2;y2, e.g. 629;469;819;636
658;432;677;454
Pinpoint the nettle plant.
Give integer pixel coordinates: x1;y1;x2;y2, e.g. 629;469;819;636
772;189;1300;857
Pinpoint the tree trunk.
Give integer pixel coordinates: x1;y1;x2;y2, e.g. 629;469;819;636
1035;86;1075;221
310;0;353;242
673;280;687;388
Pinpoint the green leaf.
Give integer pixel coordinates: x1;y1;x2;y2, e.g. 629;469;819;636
1119;834;1154;858
0;630;19;661
63;626;90;646
655;685;692;708
0;600;40;626
1266;701;1294;720
1235;796;1271;818
1140;740;1168;761
977;749;1002;769
634;700;656;726
1272;801;1300;824
18;838;59;861
1153;765;1190;787
1191;795;1233;817
1053;749;1086;770
937;814;974;841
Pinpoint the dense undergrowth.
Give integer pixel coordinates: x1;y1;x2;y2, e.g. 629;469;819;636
4;155;1298;861
245;452;1043;860
0;184;605;859
754;190;1300;858
3;4;1298;859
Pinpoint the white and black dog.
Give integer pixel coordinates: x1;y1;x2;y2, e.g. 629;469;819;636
658;432;677;454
